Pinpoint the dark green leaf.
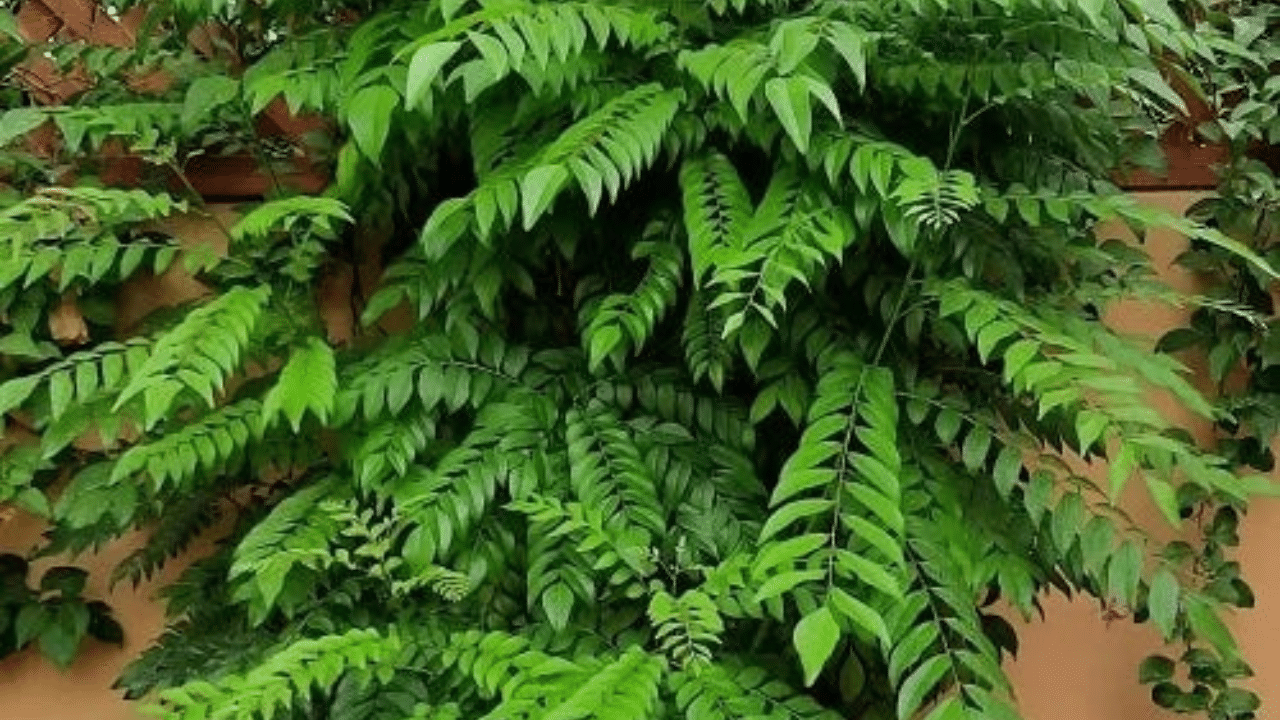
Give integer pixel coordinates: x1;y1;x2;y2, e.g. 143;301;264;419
38;602;89;668
961;426;991;471
40;567;88;597
1138;655;1175;684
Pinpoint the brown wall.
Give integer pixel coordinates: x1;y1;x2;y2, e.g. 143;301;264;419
1003;191;1280;719
0;206;239;720
0;191;1277;719
0;520;204;720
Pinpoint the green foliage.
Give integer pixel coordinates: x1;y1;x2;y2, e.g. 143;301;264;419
0;0;1274;719
1136;8;1279;715
262;337;338;431
150;628;406;719
0;555;121;668
114;285;272;429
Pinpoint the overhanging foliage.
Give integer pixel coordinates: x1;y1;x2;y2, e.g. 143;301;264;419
0;0;1276;719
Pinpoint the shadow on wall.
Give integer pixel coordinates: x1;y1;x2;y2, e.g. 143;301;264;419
0;192;1278;720
0;512;219;720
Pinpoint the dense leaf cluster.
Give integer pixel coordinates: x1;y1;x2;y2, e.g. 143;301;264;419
0;0;1275;719
0;555;121;668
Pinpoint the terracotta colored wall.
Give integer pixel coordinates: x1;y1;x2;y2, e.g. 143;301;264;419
1003;191;1280;719
0;191;1277;719
0;207;238;720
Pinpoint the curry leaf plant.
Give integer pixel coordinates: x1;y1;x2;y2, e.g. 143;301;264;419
0;0;1274;718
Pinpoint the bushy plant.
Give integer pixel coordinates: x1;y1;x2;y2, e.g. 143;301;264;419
0;0;1275;718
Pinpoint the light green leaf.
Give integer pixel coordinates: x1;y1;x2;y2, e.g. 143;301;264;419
923;697;968;720
793;605;840;686
261;337;337;432
961;426;991;471
1051;492;1084;551
1024;472;1053;525
897;655;950;720
800;76;841;124
1184;594;1238;658
520;165;570;230
976;320;1016;362
74;360;98;401
467;31;509;79
829;587;890;648
754;569;823;603
1190;225;1280;281
1079;516;1114;576
934;408;962;443
420;197;473;258
543;582;575;630
841;513;904;565
992;446;1022;497
587;324;624;372
846;484;904;535
406;41;462;111
348;86;401;161
765;76;812;152
880;201;918;257
833;550;901;600
772;19;819;74
1108;441;1136;499
440;0;468;21
0;108;46;146
720;311;745;339
1075;410;1109;453
153;246;178;273
1076;0;1107;29
1147;567;1179;640
49;370;74;420
760;498;834;540
1106;540;1143;606
0;9;21;41
1125;68;1187;114
0;374;40;415
889;624;938;685
1138;0;1181;26
1015;196;1040;226
182;76;240;131
826;23;866;89
254;563;289;615
1143;474;1181;527
773;440;839;505
753;534;827;574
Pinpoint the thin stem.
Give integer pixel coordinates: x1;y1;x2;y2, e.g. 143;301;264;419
165;158;259;273
906;547;972;707
166;158;237;246
873;266;919;366
825;260;919;594
241;100;285;197
945;94;970;171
